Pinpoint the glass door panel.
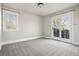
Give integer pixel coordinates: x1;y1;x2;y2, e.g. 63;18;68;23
51;11;73;42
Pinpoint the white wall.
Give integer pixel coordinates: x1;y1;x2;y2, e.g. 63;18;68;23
2;7;43;42
43;5;79;45
42;16;51;37
0;4;2;49
72;6;79;44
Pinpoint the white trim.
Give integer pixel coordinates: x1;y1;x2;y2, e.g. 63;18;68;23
2;36;42;45
2;35;79;47
0;43;2;50
72;41;79;45
43;36;79;45
0;45;1;50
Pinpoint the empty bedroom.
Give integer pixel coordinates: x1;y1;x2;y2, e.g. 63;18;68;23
0;3;79;56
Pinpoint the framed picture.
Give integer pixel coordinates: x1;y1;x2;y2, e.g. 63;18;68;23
3;10;18;32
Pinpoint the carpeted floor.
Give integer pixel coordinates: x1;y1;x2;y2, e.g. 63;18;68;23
0;38;79;56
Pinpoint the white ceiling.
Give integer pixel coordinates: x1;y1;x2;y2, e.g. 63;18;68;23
3;3;78;16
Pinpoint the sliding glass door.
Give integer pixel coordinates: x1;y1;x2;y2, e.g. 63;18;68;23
51;11;73;43
51;15;61;40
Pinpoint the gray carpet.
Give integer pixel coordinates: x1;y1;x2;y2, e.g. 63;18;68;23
0;38;79;56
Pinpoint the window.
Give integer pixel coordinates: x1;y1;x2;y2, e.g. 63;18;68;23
3;10;18;32
52;11;73;39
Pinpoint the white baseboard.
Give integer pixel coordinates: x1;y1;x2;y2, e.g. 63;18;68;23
0;44;2;50
0;45;1;50
43;36;79;46
2;35;79;47
2;36;42;46
72;41;79;45
42;36;51;39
